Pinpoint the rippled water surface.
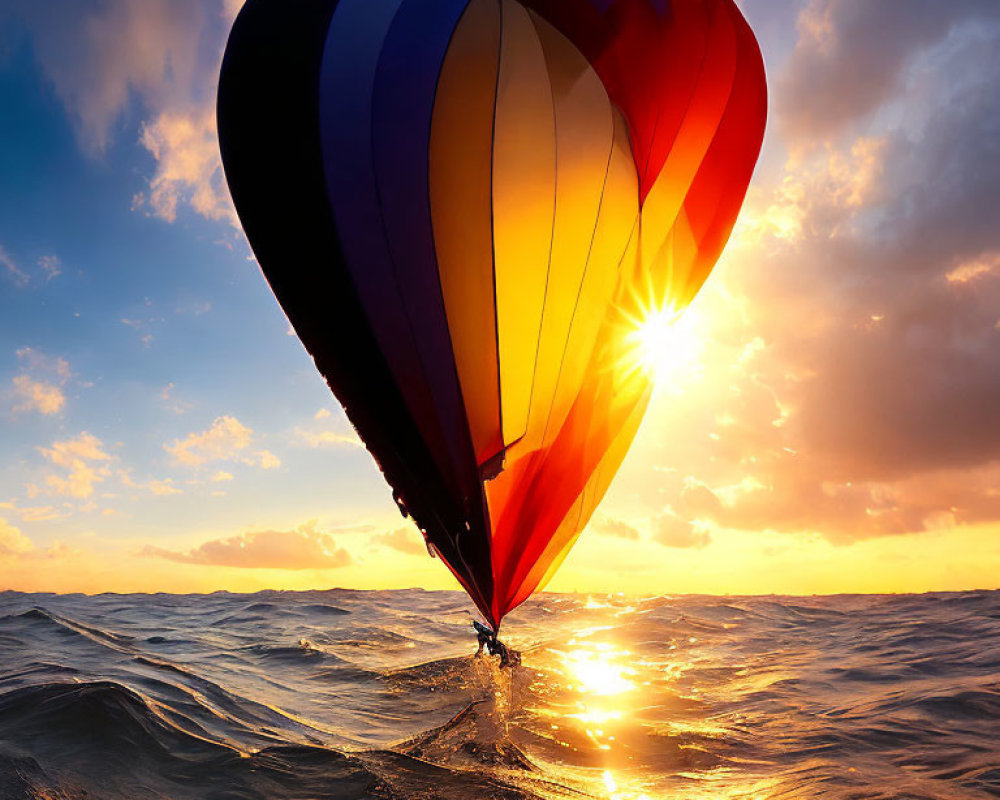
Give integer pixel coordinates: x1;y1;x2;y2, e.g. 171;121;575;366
1;589;998;799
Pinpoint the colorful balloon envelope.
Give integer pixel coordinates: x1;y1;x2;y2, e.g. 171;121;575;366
217;0;767;628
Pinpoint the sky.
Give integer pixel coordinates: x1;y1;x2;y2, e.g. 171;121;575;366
0;0;998;598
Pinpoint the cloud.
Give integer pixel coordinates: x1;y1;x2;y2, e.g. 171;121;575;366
0;519;35;557
43;541;83;560
373;527;427;556
6;0;241;226
160;382;193;414
741;136;887;244
11;375;65;415
654;511;712;550
0;248;63;287
210;471;233;482
174;300;213;317
10;348;71;415
592;515;640;541
120;317;157;347
143;520;354;570
133;107;236;225
120;469;183;497
37;255;61;281
292;409;363;449
19;506;71;522
16;348;71;380
148;479;182;497
778;0;996;143
0;501;71;523
251;450;281;470
9;0;204;152
946;253;999;285
165;416;254;466
677;479;726;519
36;433;112;499
0;518;78;560
0;244;29;287
294;429;363;449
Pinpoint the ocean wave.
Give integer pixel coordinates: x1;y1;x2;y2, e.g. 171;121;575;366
0;590;998;799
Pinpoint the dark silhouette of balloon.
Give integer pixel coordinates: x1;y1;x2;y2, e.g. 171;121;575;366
217;0;766;629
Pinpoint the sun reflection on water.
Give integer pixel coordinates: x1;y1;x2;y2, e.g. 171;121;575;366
558;641;637;696
603;769;653;800
520;601;773;800
544;625;661;798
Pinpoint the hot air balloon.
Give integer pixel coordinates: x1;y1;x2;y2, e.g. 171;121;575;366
217;0;766;632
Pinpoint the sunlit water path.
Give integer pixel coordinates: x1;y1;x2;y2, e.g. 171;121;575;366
1;589;998;799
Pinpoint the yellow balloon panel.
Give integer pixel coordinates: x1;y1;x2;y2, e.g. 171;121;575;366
541;108;639;451
515;9;616;460
492;0;557;448
429;0;504;467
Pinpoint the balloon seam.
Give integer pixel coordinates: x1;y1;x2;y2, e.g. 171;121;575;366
538;106;617;446
521;9;561;445
488;0;506;469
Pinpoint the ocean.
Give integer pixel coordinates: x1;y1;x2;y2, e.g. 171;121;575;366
0;588;998;799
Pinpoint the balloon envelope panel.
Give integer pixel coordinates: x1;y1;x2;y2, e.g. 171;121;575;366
217;0;766;628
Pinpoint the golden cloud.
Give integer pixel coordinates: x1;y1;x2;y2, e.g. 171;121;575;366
0;518;34;557
142;520;353;570
592;515;641;541
12;375;66;415
135;106;236;226
373;527;427;556
37;433;112;499
165;415;254;466
293;428;363;449
9;347;72;416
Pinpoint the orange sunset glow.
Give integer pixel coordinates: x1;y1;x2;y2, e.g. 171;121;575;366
2;0;999;603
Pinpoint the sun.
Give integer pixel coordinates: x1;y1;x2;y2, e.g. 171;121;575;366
623;308;703;384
